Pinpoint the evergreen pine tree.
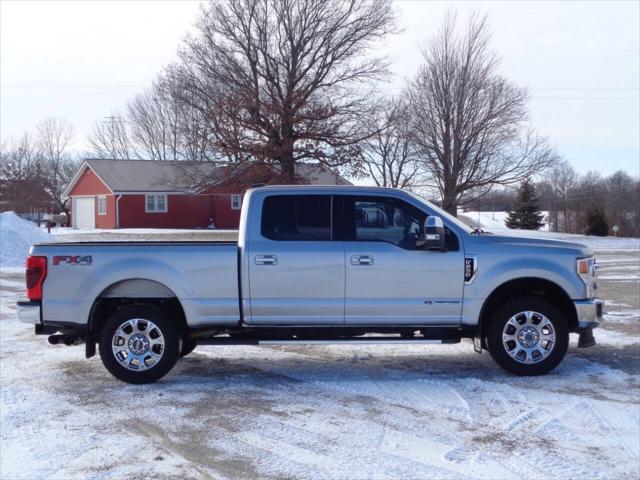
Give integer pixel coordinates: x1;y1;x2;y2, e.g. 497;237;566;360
505;180;545;230
584;205;609;236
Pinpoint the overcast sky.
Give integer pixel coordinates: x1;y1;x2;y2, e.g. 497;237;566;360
1;0;638;176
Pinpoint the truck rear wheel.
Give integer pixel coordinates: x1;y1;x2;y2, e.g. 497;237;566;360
98;305;180;384
486;296;569;376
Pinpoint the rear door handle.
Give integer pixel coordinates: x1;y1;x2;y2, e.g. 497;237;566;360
351;255;374;266
255;255;278;265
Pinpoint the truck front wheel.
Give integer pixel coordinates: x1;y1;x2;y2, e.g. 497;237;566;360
98;305;181;384
486;296;569;376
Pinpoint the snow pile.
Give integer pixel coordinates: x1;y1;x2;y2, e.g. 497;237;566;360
0;212;52;268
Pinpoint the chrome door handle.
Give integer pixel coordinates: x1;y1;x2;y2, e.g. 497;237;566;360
351;255;374;266
255;255;277;265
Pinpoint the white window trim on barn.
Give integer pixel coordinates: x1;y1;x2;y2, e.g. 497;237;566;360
231;194;242;210
145;194;168;213
97;196;107;215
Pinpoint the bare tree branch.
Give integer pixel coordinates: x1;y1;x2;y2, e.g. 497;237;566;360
88;114;136;159
127;69;220;161
360;96;421;188
36;118;79;213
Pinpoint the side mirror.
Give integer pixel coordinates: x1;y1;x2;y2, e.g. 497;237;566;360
417;216;446;251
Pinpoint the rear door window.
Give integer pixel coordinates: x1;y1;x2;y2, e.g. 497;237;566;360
261;195;332;241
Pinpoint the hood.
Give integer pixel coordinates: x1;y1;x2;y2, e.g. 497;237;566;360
486;234;593;256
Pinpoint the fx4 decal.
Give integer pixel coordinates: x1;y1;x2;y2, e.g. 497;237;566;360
53;255;93;266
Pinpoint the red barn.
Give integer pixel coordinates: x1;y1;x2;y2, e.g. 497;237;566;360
64;159;350;230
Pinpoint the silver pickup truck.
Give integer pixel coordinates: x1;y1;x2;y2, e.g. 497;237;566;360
17;186;603;383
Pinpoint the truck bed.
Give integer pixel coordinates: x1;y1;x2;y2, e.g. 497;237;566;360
37;241;238;246
31;241;241;328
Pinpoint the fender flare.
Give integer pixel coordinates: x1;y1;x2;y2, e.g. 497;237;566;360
85;278;182;358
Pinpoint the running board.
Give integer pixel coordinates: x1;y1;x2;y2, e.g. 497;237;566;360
197;336;460;346
260;339;445;345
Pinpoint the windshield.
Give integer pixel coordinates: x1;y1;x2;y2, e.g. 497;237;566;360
406;191;474;234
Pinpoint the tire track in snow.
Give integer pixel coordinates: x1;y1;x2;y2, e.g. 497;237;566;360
382;429;513;479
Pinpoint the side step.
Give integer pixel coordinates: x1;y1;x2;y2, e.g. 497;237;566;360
198;336;461;346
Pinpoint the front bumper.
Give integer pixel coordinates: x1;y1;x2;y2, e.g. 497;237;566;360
16;300;41;324
574;298;604;328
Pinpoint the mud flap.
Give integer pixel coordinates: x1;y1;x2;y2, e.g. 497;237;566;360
473;336;482;353
85;325;96;358
578;328;596;348
472;321;483;353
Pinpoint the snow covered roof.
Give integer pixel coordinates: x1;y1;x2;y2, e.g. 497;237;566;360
63;159;222;196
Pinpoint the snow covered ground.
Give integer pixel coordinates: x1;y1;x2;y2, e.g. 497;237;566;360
1;220;639;479
460;210;550;232
463;209;640;251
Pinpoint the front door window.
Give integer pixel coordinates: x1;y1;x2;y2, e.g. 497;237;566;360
348;197;425;250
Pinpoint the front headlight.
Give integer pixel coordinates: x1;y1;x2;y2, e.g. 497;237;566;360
577;257;597;298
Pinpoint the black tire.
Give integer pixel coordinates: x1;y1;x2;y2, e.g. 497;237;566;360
486;296;569;376
180;337;197;357
98;304;181;384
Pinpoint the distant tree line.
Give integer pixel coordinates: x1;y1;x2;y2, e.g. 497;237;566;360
464;165;640;237
541;163;640;237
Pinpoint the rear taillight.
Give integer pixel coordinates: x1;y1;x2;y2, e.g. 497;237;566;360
26;256;47;301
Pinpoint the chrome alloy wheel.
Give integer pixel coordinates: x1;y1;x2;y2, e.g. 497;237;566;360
501;311;556;364
111;318;165;371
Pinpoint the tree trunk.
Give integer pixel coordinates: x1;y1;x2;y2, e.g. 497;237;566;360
442;179;458;216
442;194;458;217
279;149;295;182
279;132;295;182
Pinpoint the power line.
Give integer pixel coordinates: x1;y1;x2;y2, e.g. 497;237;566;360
2;83;149;89
530;87;640;91
3;83;638;102
532;97;639;101
3;83;639;91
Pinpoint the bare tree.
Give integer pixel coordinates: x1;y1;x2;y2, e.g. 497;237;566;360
360;97;421;188
408;13;556;215
126;69;218;161
176;0;396;178
128;89;180;161
543;159;577;231
36;118;80;214
0;133;41;179
0;133;49;212
88;114;136;159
